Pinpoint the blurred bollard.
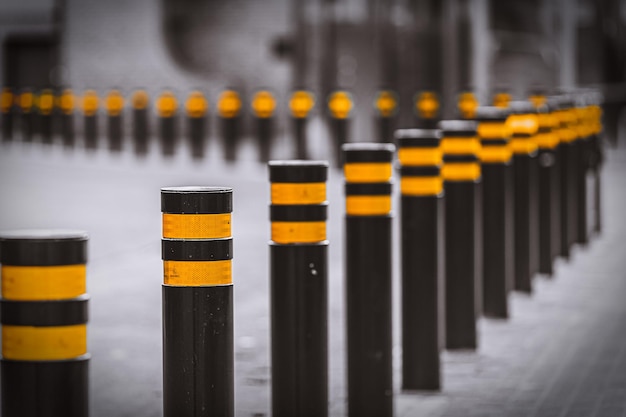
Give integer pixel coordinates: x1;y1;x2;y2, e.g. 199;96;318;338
217;89;242;163
269;161;329;417
161;187;234;417
492;91;512;109
156;90;178;157
0;230;89;417
415;91;440;129
58;89;75;148
439;120;481;349
289;90;315;159
529;91;548;108
1;87;14;140
343;143;394;417
82;90;99;150
131;89;150;156
375;90;398;143
105;89;125;152
476;107;513;317
328;90;353;168
573;99;590;246
457;91;479;120
185;90;209;160
19;89;35;142
395;129;444;390
252;90;277;162
36;89;54;144
507;101;540;292
588;96;604;234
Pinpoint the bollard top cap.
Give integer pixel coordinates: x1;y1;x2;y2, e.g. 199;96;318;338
394;129;440;148
508;100;537;114
342;142;395;163
0;229;88;266
437;120;477;137
269;160;328;183
475;106;509;122
161;186;233;214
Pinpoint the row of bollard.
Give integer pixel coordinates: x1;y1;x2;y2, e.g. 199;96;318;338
0;91;604;417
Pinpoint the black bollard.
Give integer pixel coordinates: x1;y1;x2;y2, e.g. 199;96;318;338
58;89;75;148
573;101;590;246
82;90;99;150
18;89;35;142
343;143;394;417
37;89;55;144
105;89;124;152
269;161;329;417
217;89;242;163
252;90;277;162
589;98;604;235
476;107;514;317
0;230;90;417
414;91;440;130
328;90;353;168
131;90;150;156
289;90;315;159
375;90;398;143
457;91;479;120
185;90;208;160
1;87;14;140
395;128;444;390
156;90;178;157
161;187;234;417
439;120;482;349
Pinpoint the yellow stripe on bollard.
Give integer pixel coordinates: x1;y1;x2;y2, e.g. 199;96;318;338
82;90;99;116
493;93;511;108
162;213;231;239
132;90;149;110
19;92;34;113
271;183;326;205
58;89;75;115
509;138;539;154
289;90;315;118
346;196;392;216
156;91;178;118
529;95;547;108
415;91;439;119
163;260;232;286
271;221;327;244
2;324;87;360
506;114;539;136
252;90;277;119
344;163;392;183
218;90;242;118
185;91;208;118
458;92;479;119
440;137;481;155
328;91;353;119
37;90;55;115
1;88;13;113
375;90;398;118
477;122;511;139
441;162;481;181
105;90;125;116
1;265;87;301
480;146;513;163
400;176;443;196
397;148;442;166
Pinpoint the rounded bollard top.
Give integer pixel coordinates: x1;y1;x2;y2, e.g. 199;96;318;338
161;186;233;214
508;100;537;115
394;129;440;148
342;143;395;163
475;106;509;122
268;160;328;183
438;120;477;137
0;229;88;266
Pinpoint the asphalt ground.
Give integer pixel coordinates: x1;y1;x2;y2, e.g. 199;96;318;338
0;129;625;417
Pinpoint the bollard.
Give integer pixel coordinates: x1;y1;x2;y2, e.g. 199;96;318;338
252;90;277;162
185;90;209;160
58;89;75;148
161;187;234;417
476;107;513;317
439;120;481;349
156;90;178;157
289;90;315;159
105;89;124;152
269;161;329;417
328;90;353;168
588;96;604;235
37;89;55;144
414;91;440;129
0;230;89;417
131;89;150;156
573;99;590;246
82;90;99;150
507;101;540;292
457;91;479;120
492;91;512;109
343;143;394;417
1;87;14;140
19;89;35;142
375;90;398;143
217;89;242;162
395;129;443;391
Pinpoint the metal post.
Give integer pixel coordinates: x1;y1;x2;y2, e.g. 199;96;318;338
59;89;75;148
395;129;444;390
217;90;242;163
105;89;125;152
0;230;89;417
343;143;394;417
289;90;315;159
185;91;209;160
1;87;14;140
252;90;277;162
476;107;513;317
161;187;234;417
269;161;329;417
82;90;99;150
328;90;353;168
131;90;150;156
156;90;178;157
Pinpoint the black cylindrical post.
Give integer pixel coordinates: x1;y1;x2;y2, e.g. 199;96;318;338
0;230;89;417
395;129;444;390
252;90;277;162
328;90;353;168
161;187;234;417
507;101;540;292
19;89;35;142
343;143;394;417
476;107;514;317
440;120;482;349
131;89;150;156
185;90;209;160
414;91;440;130
375;90;398;143
156;90;178;157
105;89;125;152
1;87;14;140
573;101;590;246
37;89;55;144
217;89;242;163
269;161;329;417
58;89;76;148
289;90;315;159
588;98;604;235
82;90;99;150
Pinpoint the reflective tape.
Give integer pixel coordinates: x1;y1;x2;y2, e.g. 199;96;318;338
344;163;392;183
477;122;511;139
480;146;513;163
132;90;149;110
218;90;242;118
185;91;208;118
271;183;326;205
162;213;231;239
289;90;315;118
252;90;276;118
509;138;539;154
271;221;326;244
400;176;443;196
1;89;13;113
415;91;439;119
398;148;442;166
346;195;391;216
557;127;577;143
163;260;232;286
105;90;125;116
156;92;178;118
493;93;511;108
535;132;559;149
507;114;539;135
19;92;34;113
37;91;55;115
1;265;86;301
82;90;99;116
2;324;87;360
328;91;353;119
440;137;481;155
441;162;481;181
58;90;75;115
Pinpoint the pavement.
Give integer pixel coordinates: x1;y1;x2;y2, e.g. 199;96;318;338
0;128;625;417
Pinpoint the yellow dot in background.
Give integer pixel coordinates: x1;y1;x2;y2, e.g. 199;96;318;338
289;90;315;118
328;90;353;119
251;90;276;118
217;90;242;118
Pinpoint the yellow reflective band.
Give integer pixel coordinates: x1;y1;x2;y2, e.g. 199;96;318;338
535;133;560;149
20;92;34;112
507;114;539;135
156;92;178;118
480;146;512;163
441;137;481;155
289;90;315;118
271;183;326;205
328;91;353;119
185;91;208;118
37;91;54;115
558;127;578;143
105;90;125;116
458;92;479;119
537;113;558;130
344;163;393;183
375;90;397;117
82;90;99;116
1;89;12;113
218;90;242;118
1;265;86;301
346;195;391;216
2;325;87;361
529;95;547;108
416;91;439;119
493;93;511;108
162;213;231;239
271;222;326;244
252;90;276;118
442;162;481;181
509;138;539;154
398;147;442;166
477;122;511;139
163;260;232;286
58;90;75;114
400;176;443;196
132;90;149;110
